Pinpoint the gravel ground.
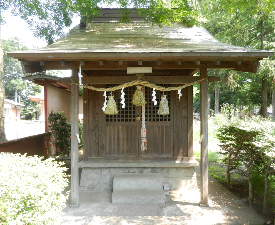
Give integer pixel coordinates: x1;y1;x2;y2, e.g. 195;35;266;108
59;166;266;225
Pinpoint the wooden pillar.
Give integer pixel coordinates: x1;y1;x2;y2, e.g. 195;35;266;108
187;86;193;160
70;69;79;207
44;83;49;132
200;67;209;206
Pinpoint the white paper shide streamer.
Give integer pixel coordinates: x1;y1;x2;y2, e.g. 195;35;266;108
152;88;157;105
120;88;125;108
78;64;82;85
178;89;182;101
102;91;107;111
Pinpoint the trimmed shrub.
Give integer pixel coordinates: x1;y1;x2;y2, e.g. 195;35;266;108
48;110;71;156
0;153;69;224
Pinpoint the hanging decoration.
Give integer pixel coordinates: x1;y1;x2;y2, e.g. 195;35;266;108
78;63;82;85
104;95;119;115
102;91;107;111
70;76;208;115
178;89;182;101
152;88;157;105
70;76;208;151
141;86;147;151
120;88;125;109
70;76;207;93
158;95;169;116
132;85;147;106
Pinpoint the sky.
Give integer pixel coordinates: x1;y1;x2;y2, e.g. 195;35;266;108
2;9;80;77
1;9;80;49
1;10;47;48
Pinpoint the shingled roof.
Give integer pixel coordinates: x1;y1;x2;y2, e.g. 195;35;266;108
7;9;273;74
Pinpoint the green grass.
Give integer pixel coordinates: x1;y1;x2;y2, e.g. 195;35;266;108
209;164;227;183
193;150;221;163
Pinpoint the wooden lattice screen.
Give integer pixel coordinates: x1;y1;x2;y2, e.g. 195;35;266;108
106;86;170;122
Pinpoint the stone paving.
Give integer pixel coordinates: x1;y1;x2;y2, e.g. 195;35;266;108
59;166;266;225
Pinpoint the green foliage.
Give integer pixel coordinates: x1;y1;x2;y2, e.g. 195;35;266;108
0;153;69;224
79;120;83;150
2;0;204;45
48;111;84;156
208;151;220;163
3;38;41;120
199;0;275;116
48;111;71;156
2;0;73;44
216;114;275;208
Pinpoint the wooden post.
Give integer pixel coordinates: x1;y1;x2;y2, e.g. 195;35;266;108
200;67;209;206
44;83;49;132
187;86;193;160
214;87;220;114
70;69;79;207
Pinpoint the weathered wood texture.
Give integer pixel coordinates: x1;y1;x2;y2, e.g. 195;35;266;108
187;86;193;160
82;75;220;85
144;122;172;157
83;84;191;159
105;122;138;157
172;88;188;158
200;67;209;205
84;89;106;157
83;88;89;159
215;87;220;114
70;70;79;207
44;83;49;132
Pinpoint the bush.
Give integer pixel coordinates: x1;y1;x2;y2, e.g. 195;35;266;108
48;111;71;156
48;111;84;156
0;153;69;224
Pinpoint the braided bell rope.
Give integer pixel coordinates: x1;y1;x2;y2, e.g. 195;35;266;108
70;77;208;92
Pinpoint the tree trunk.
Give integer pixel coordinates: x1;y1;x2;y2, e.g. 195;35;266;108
215;87;220;114
272;90;275;120
246;162;253;207
263;168;269;214
262;77;268;118
207;91;211;116
226;151;232;186
0;28;7;142
260;18;268;119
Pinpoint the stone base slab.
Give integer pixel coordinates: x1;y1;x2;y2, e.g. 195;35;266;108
80;165;198;192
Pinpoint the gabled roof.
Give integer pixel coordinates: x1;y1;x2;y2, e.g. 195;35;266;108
7;9;274;74
23;74;71;90
4;99;24;107
28;23;272;55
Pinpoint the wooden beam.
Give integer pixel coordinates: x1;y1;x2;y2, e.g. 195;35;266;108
35;59;261;73
235;61;259;73
42;60;238;71
70;69;79;207
81;76;220;85
22;62;44;73
200;66;209;206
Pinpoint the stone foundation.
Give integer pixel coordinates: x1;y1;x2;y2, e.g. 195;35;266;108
79;158;199;192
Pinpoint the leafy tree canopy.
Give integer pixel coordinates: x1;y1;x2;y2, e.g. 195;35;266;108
3;38;41;119
1;0;203;44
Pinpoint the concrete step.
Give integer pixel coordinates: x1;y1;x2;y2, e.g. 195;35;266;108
112;190;166;204
113;173;164;191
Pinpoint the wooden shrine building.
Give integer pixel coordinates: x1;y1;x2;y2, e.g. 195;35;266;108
8;9;273;206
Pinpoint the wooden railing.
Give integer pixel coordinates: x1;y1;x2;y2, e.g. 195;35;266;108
0;133;52;157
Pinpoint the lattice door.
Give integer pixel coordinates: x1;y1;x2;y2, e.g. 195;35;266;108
141;87;173;157
103;86;173;157
104;86;139;157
